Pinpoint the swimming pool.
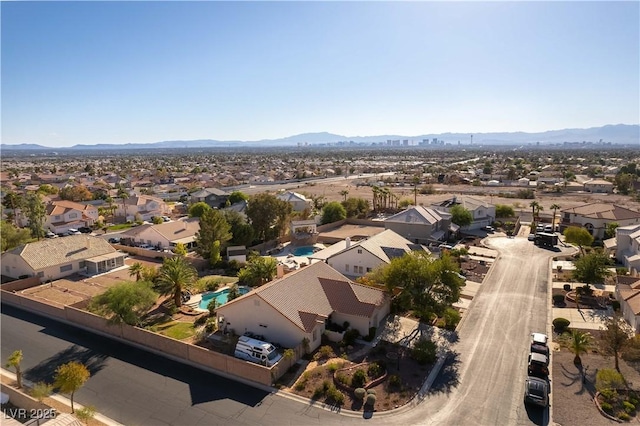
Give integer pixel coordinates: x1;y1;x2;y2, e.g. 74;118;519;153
199;286;249;310
292;246;315;256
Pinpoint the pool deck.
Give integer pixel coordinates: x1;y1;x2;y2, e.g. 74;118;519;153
270;242;326;271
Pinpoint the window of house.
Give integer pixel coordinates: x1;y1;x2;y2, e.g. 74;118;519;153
60;264;72;273
357;249;363;254
345;264;349;273
254;299;260;306
313;330;318;341
79;261;86;268
259;323;267;328
358;266;364;274
37;272;44;278
366;267;372;273
55;215;61;221
69;213;77;219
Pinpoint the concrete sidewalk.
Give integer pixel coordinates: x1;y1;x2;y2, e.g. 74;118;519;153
551;308;611;330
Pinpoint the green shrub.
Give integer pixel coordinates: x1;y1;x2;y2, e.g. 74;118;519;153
75;406;96;423
351;369;367;388
596;369;625;392
343;329;360;346
326;385;344;405
194;315;208;326
335;373;349;386
312;386;324;400
364;327;377;342
205;318;217;333
388;374;402;389
327;362;340;372
443;308;461;330
365;393;377;406
552;294;566;305
366;389;376;395
411;338;437;365
599;388;618;402
30;382;53;401
553;317;571;333
600;401;613;414
617;412;630;421
623;400;635;413
321;380;331;392
612;300;621;312
313;345;336;361
354;388;366;400
367;362;383;378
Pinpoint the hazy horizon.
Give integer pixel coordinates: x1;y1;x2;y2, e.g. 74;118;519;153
2;2;638;148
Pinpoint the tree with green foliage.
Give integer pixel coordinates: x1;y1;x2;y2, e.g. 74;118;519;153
246;193;291;242
615;173;635;195
173;242;187;256
5;350;23;388
372;251;464;320
155;256;197;307
596;368;625;392
411;338;437;365
88;281;157;325
188;202;212;218
600;314;631;372
128;262;144;281
2;192;23;226
210;240;222;266
23;192;46;240
227;191;249;205
1;220;32;251
223;210;255;246
562;330;593;366
342;197;370;219
495;204;515;218
321;201;347;224
54;361;90;413
60;185;93;202
195;209;231;262
564;226;594;254
450;204;473;227
37;184;59;196
238;256;278;286
604;222;619;240
572;251;611;284
152;216;164;225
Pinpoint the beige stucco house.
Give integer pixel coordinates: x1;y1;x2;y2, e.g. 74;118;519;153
616;276;640;332
276;191;312;212
1;235;126;282
310;229;429;280
614;224;640;276
560;203;640;240
215;262;391;352
115;195;171;222
120;218;200;250
431;195;496;231
383;205;450;244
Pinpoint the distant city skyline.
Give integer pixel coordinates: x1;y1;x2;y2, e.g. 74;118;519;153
2;1;638;148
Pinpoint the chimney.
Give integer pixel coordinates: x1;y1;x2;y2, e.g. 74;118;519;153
276;264;285;279
345;237;351;248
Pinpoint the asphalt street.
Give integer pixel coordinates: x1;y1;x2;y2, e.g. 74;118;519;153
1;235;568;425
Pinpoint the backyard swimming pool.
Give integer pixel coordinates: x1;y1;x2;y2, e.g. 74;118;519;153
199;286;249;310
292;246;316;256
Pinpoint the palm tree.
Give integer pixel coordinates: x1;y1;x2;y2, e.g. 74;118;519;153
564;330;592;366
5;350;23;388
155;257;197;307
550;204;561;232
339;190;349;202
529;201;539;223
128;262;144;282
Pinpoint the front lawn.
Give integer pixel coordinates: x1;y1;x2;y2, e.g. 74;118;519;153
107;223;134;231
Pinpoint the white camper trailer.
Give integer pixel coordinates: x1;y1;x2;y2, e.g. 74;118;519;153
234;335;282;367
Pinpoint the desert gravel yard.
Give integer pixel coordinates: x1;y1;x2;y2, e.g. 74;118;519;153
552;347;640;425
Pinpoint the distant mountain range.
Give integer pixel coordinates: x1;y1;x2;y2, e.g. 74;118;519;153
2;124;638;150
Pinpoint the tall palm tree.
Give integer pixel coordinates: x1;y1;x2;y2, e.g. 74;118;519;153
529;201;539;222
128;262;144;282
339;190;349;202
564;330;592;366
550;204;561;232
155;257;197;307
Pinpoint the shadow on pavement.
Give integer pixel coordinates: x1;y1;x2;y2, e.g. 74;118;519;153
429;351;461;395
3;303;269;407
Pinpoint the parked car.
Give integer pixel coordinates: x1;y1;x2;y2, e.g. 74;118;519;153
483;225;495;232
108;237;121;244
78;227;92;234
528;233;536;241
524;376;548;407
67;228;82;235
45;231;58;238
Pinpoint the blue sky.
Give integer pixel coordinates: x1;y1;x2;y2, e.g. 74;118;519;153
2;1;639;147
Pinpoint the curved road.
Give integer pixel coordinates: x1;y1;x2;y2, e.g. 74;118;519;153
1;235;569;425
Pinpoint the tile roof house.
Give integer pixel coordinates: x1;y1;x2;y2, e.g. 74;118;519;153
430;195;496;231
615;276;640;332
115;195;171;222
190;188;229;209
583;179;614;194
383;205;451;244
310;229;429;279
120;218;200;250
276;191;312;212
215;261;391;352
43;200;99;234
560;203;640;240
1;235;126;282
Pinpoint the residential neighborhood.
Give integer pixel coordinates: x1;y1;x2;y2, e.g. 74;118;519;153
2;146;640;426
